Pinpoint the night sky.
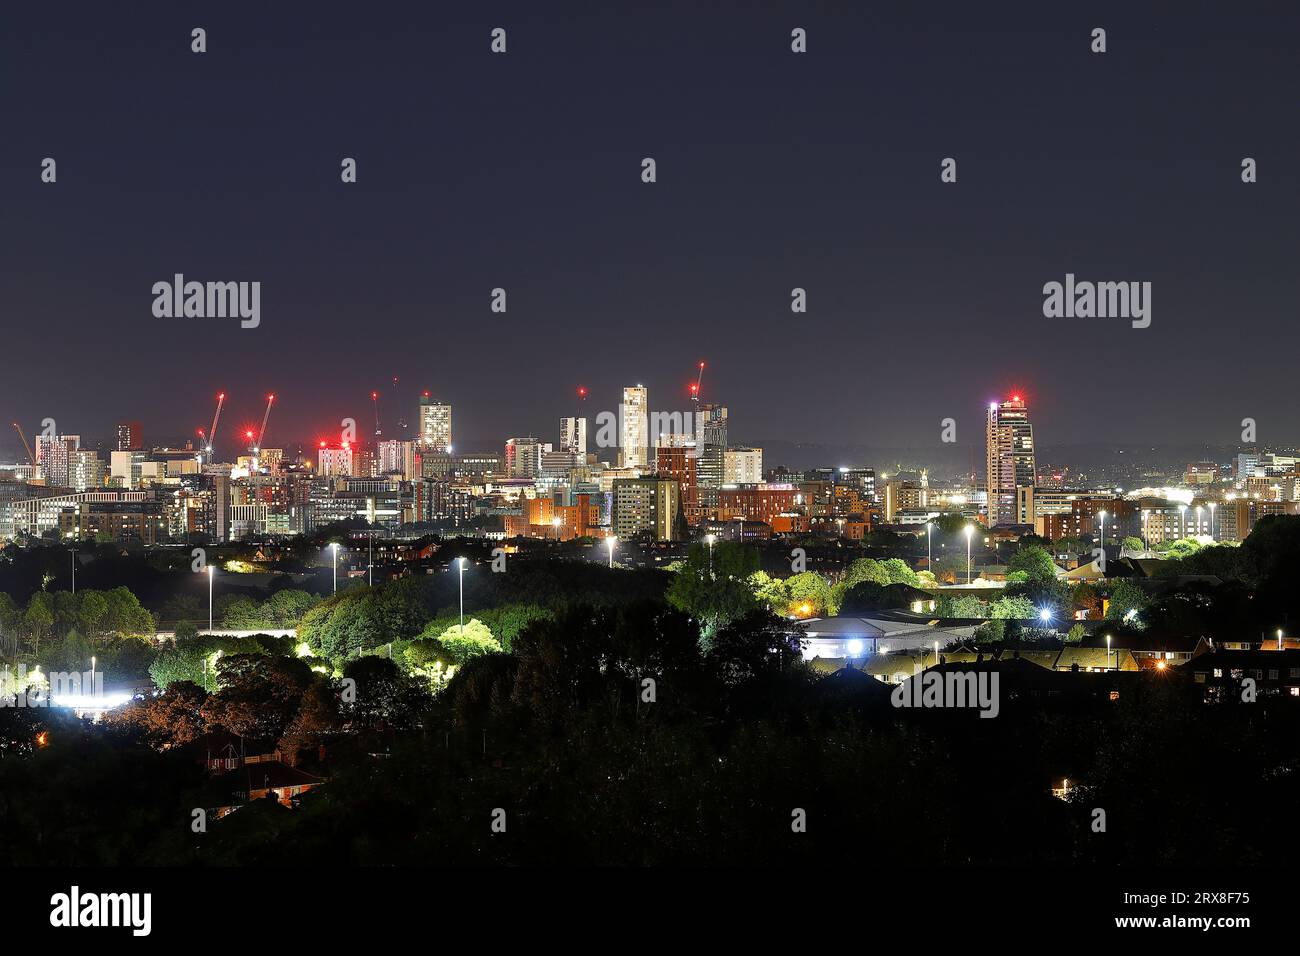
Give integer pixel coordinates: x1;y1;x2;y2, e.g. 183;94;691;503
2;2;1298;458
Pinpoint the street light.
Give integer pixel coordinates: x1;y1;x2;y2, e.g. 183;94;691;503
1140;509;1149;551
925;521;933;570
1098;509;1107;556
963;525;974;584
329;542;340;594
207;565;214;631
1106;633;1112;672
1208;502;1217;541
606;535;616;569
1179;504;1187;539
90;655;96;698
1195;505;1203;537
705;533;716;572
551;516;562;542
457;557;467;636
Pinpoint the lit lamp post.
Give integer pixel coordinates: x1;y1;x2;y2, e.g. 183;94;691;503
1179;504;1187;539
1098;509;1107;556
1208;502;1217;541
925;521;933;571
1106;633;1112;672
552;516;561;543
457;557;467;636
606;535;616;569
1140;509;1149;551
963;525;974;584
207;565;214;631
705;533;716;573
1277;628;1285;651
90;655;96;698
329;542;340;594
1195;505;1204;538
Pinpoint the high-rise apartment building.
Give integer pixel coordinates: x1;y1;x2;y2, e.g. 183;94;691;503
35;435;80;487
613;476;681;541
418;393;452;451
559;416;588;458
985;395;1035;527
317;444;354;478
378;439;417;480
694;403;729;511
620;386;649;470
724;447;763;485
116;422;142;452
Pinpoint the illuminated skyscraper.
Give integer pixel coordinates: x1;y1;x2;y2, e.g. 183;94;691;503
418;393;452;452
986;395;1035;527
559;416;587;458
620;385;649;470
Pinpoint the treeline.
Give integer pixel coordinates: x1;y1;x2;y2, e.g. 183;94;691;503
298;562;669;666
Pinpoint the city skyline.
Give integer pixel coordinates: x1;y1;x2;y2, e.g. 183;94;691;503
5;4;1299;451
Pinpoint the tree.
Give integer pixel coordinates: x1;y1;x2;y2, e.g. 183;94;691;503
76;591;108;638
939;594;987;619
434;619;503;665
23;594;54;657
748;571;790;614
842;558;890;588
1008;545;1058;583
881;558;920;587
785;572;832;617
107;680;208;749
989;595;1035;620
665;544;759;637
149;637;218;690
1122;536;1144;552
1106;580;1148;623
278;677;340;764
200;654;312;739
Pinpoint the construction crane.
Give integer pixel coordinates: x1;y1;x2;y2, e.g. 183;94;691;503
690;361;705;404
371;391;382;437
390;377;407;433
203;392;226;461
249;394;274;455
10;422;35;466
